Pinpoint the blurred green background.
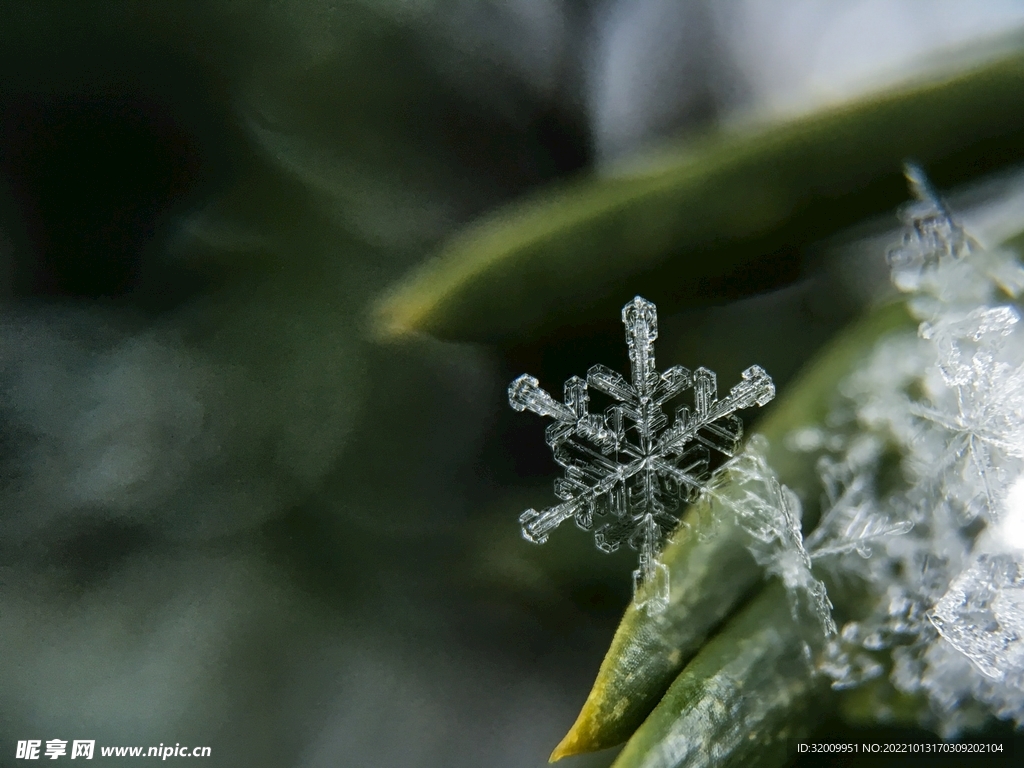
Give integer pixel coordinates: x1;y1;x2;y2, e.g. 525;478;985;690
1;2;1023;766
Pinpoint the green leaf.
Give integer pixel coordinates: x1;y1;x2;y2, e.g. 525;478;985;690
609;583;832;768
374;43;1024;344
550;300;914;759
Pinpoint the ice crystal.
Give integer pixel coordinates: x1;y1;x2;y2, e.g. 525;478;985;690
809;163;1024;734
930;554;1024;680
807;438;913;564
887;163;1024;315
509;296;775;613
706;432;918;667
709;438;836;658
916;305;1024;523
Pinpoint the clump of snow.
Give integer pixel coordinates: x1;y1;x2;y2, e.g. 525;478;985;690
703;164;1024;734
806;164;1024;735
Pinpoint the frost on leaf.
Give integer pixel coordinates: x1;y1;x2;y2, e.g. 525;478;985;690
812;163;1024;733
709;437;837;657
509;296;775;613
885;165;1024;526
887;163;1024;527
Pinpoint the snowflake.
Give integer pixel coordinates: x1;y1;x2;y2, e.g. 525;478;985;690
508;296;775;612
808;439;914;564
915;306;1024;522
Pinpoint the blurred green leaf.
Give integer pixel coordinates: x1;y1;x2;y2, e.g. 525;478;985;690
551;300;914;759
375;43;1024;344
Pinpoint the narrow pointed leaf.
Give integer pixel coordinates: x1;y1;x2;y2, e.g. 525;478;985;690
375;40;1024;344
609;583;832;768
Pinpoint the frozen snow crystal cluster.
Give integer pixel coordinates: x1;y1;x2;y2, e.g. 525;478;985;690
708;430;918;665
692;163;1024;732
707;438;836;660
804;164;1024;735
509;296;775;613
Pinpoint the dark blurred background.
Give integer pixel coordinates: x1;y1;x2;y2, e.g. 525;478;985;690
2;2;1024;766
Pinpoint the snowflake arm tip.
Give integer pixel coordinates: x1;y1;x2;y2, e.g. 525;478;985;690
519;501;581;544
508;374;575;421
